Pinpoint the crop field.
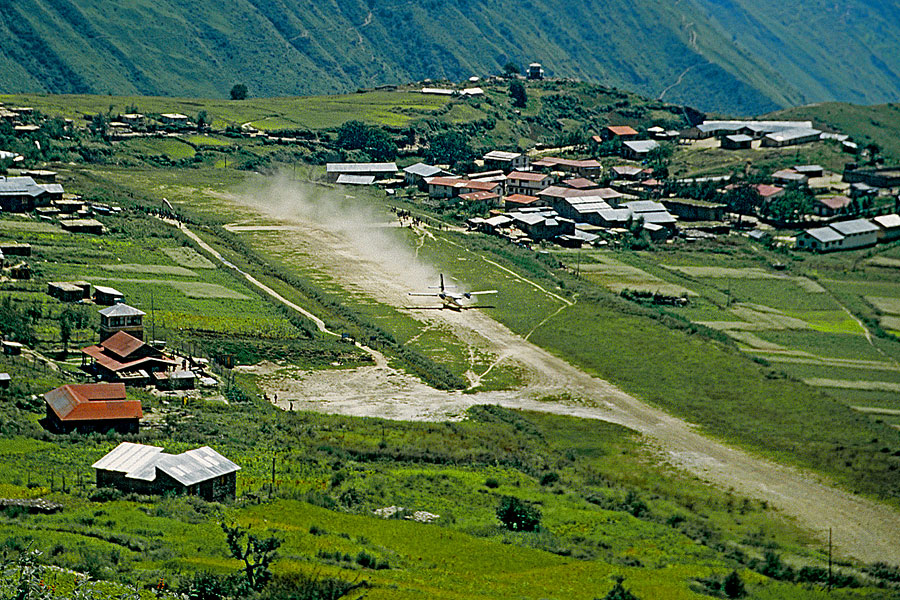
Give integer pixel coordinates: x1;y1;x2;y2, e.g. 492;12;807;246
0;90;454;130
161;246;217;269
120;138;196;160
669;139;848;178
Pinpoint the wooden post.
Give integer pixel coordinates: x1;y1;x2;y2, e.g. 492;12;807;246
828;527;833;593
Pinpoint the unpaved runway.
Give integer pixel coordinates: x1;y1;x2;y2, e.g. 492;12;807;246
216;188;900;565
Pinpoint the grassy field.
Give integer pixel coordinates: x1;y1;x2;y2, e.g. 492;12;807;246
0;91;452;130
669;139;850;178
0;395;890;599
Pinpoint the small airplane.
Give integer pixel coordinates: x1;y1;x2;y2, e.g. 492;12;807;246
408;274;497;310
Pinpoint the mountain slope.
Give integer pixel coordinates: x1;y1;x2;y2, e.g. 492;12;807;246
1;0;899;115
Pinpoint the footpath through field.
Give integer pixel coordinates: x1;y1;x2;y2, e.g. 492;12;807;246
172;216;900;566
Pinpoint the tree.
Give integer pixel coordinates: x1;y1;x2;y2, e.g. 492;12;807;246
597;576;640;600
59;313;72;354
425;131;475;167
503;61;521;77
89;112;110;137
496;495;541;532
723;183;762;228
646;142;673;177
723;570;746;599
230;84;249;100
509;81;527;108
221;522;281;591
336;120;369;150
335;120;397;161
196;110;210;130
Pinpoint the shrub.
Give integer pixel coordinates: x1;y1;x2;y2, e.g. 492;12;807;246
89;487;123;502
484;477;500;489
496;495;541;532
539;472;559;486
260;572;369;600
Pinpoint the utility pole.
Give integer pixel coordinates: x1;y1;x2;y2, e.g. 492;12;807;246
270;455;276;499
827;527;833;593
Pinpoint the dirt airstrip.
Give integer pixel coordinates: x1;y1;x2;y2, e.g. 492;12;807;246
201;184;900;565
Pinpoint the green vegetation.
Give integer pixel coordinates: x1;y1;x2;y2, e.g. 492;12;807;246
2;87;900;599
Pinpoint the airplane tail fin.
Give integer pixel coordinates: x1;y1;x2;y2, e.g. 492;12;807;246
440;273;445;293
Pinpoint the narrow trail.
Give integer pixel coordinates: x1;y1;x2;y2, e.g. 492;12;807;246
659;64;699;101
172;212;900;566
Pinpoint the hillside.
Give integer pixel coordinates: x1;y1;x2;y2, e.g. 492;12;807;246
1;0;900;115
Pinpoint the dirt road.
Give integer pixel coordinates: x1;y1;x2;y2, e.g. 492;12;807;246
210;190;900;565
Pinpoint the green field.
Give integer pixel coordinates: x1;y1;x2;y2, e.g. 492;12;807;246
0;91;452;131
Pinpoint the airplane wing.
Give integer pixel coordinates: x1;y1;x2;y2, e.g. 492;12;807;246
408;292;441;297
466;290;498;296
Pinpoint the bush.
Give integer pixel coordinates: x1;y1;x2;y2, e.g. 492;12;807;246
539;472;559;486
484;477;500;489
260;572;369;600
496;495;541;532
89;487;123;502
597;576;640;600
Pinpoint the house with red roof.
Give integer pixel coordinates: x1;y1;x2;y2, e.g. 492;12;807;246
813;195;852;217
603;125;639;140
81;331;177;385
44;383;141;433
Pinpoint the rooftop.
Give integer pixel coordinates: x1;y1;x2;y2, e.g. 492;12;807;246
326;162;398;174
830;219;879;236
803;227;845;243
483;150;522;161
99;303;145;318
623;140;659;154
92;442;240;486
507;171;549;182
44;383;141;422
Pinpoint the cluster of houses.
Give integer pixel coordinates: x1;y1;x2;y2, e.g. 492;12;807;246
795;213;900;252
34;297;237;500
683;120;845;151
0;171;110;232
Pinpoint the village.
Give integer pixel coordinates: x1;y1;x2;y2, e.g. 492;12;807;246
3;82;900;505
3;74;900;599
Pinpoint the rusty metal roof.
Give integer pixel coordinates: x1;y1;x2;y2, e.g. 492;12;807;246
99;331;145;359
44;383;141;422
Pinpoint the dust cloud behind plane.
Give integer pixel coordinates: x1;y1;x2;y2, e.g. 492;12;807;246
231;175;441;294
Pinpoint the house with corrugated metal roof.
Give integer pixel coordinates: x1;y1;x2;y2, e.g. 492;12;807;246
403;163;452;189
0;176;57;212
325;162;398;183
483;150;529;172
98;303;144;341
795;227;845;252
44;383;141;433
622;140;660;161
873;214;900;242
829;218;879;249
93;441;240;501
81;331;178;384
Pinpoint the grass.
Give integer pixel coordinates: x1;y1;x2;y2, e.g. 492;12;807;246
161;246;216;269
121;138;196;160
0;91;452;130
0;398;880;599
